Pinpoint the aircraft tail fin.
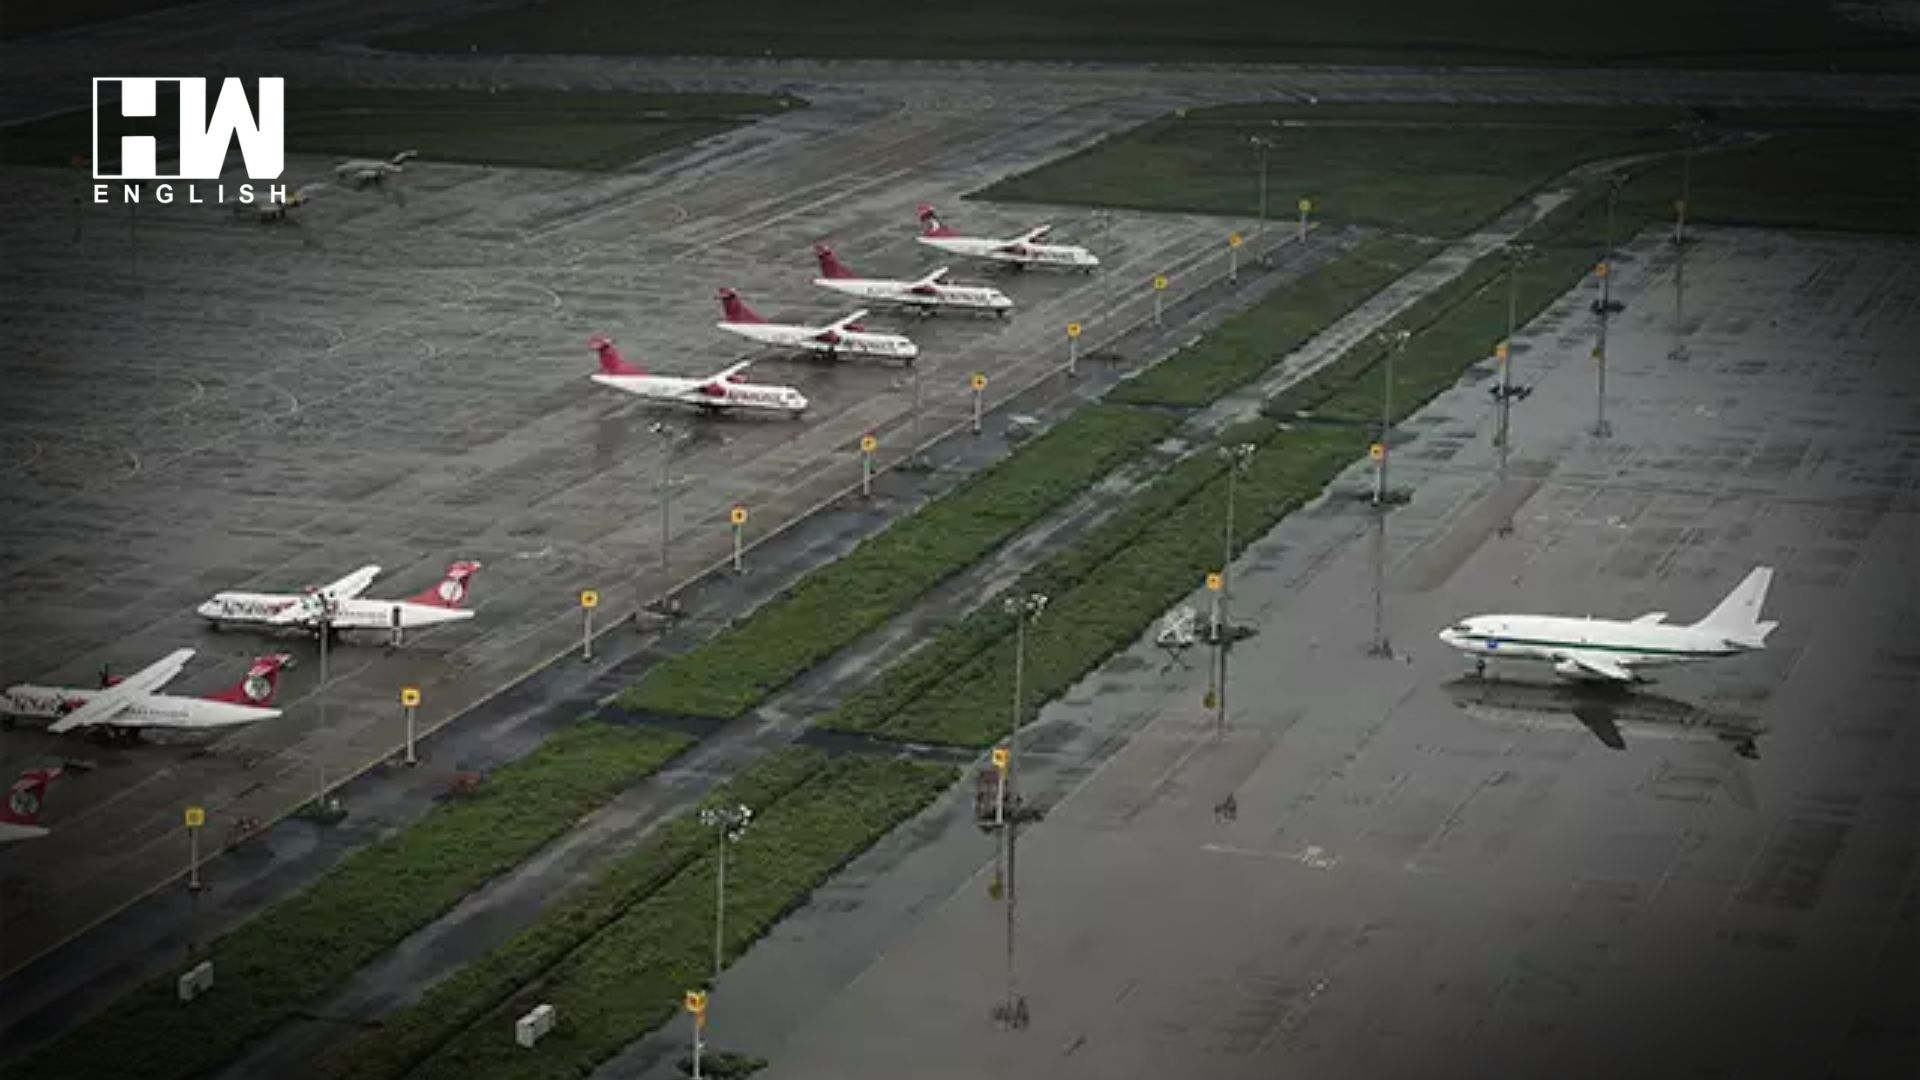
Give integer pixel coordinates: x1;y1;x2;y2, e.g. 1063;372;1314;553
204;654;292;707
814;244;857;280
1;767;62;828
718;288;766;324
1692;567;1777;648
408;561;482;609
590;336;643;376
916;203;955;237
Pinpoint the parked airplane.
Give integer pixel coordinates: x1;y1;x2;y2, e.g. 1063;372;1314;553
589;337;808;416
811;245;1013;317
1;651;290;739
1438;567;1778;684
914;204;1100;271
197;561;483;636
233;185;319;224
0;767;64;842
715;289;919;363
335;150;417;187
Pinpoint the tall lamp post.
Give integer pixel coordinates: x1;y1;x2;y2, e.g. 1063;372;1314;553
700;803;753;991
1373;329;1411;507
1249;132;1276;256
995;591;1047;1031
651;422;684;576
1595;173;1627;315
1215;443;1257;638
1492;243;1534;451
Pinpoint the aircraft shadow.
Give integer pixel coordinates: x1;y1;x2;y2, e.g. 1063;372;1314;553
1441;676;1764;760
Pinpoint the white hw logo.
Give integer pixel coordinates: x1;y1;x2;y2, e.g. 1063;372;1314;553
93;77;284;181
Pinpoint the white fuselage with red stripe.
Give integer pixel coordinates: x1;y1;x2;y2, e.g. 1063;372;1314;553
916;233;1100;269
588;337;808;415
197;562;481;633
814;274;1012;314
1;649;289;733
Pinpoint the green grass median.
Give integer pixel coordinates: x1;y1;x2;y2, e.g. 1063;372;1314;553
6;722;693;1080
618;404;1177;718
317;747;829;1080
1112;234;1432;407
391;754;955;1080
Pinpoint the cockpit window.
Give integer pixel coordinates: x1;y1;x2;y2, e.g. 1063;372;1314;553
1450;623;1474;635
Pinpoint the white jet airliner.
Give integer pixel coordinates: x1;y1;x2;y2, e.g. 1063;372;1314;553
198;561;482;636
589;337;808;417
715;289;919;363
1;768;65;842
2;651;290;739
335;150;417;187
1438;567;1778;684
914;203;1100;271
811;245;1013;317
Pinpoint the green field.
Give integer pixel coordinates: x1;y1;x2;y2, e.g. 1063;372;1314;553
617;404;1177;718
374;0;1920;71
0;88;803;171
318;747;830;1080
977;104;1920;239
4;723;693;1080
361;753;955;1080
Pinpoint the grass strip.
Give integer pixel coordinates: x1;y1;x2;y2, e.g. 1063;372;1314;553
316;746;830;1080
618;404;1177;719
1112;233;1431;407
5;722;693;1080
399;754;956;1080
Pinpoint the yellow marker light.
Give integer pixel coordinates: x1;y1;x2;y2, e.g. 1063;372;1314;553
1674;198;1687;213
1369;443;1384;461
971;373;987;391
1228;233;1243;248
1206;572;1223;592
1066;321;1082;339
184;806;206;829
730;506;748;527
860;434;877;454
685;990;708;1014
580;589;599;609
1152;275;1168;291
400;687;421;708
1595;262;1609;278
1298;198;1313;213
991;747;1009;771
1494;342;1509;362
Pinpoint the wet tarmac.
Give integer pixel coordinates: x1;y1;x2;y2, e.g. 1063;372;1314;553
614;227;1920;1080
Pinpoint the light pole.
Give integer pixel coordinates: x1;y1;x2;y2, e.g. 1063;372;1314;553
1250;135;1274;237
700;803;753;987
1216;443;1256;636
1492;243;1534;451
1592;261;1613;439
1595;173;1626;315
651;422;681;575
1373;329;1411;507
1673;117;1705;247
996;591;1046;1031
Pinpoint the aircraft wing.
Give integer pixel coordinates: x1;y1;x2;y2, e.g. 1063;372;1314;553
706;359;754;384
1015;224;1054;243
824;309;869;333
1559;651;1637;683
320;565;382;601
1632;612;1668;625
912;267;950;288
46;686;143;733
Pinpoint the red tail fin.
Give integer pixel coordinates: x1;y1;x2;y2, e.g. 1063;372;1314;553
204;654;292;706
408;560;482;609
814;244;857;280
718;288;766;324
917;203;955;238
590;336;643;376
2;768;61;827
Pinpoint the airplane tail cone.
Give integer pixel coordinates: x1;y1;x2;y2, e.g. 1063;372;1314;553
916;203;955;238
409;561;482;609
204;654;292;706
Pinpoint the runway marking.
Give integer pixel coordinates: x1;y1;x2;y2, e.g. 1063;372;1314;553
1202;842;1340;869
